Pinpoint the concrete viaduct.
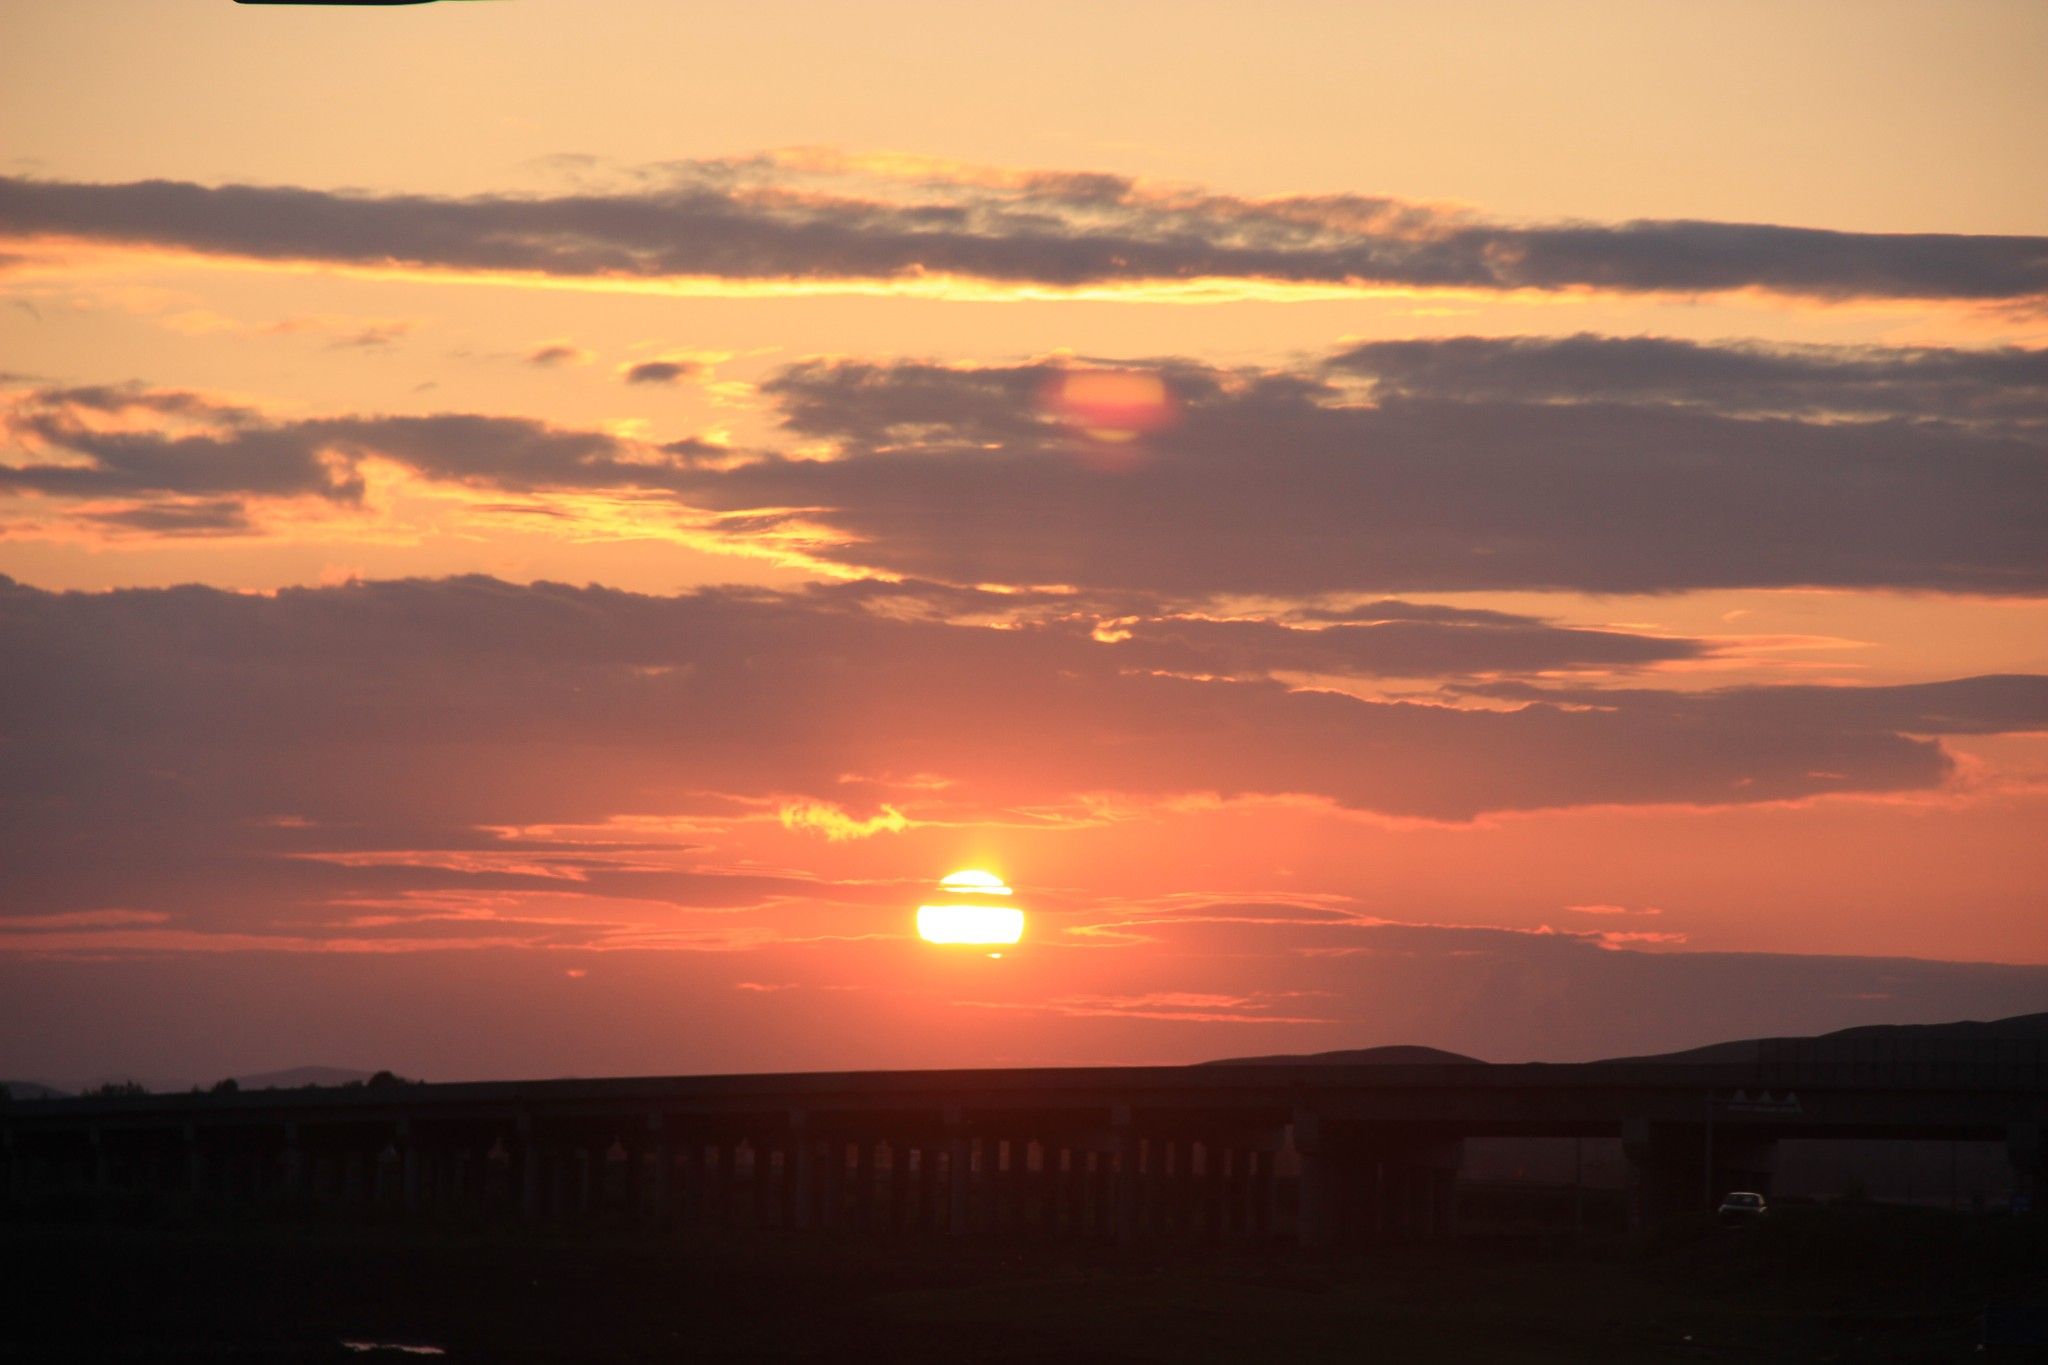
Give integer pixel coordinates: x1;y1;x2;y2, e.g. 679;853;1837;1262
6;1038;2043;1247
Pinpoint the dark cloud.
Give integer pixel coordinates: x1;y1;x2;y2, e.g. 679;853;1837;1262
1098;613;1702;679
1;390;367;501
689;357;2048;596
8;335;2043;595
798;577;1697;680
524;343;586;367
1295;600;1553;628
1327;334;2048;426
1467;675;2048;737
79;498;252;536
1;574;2038;927
622;359;700;385
1;386;718;500
3;167;2044;302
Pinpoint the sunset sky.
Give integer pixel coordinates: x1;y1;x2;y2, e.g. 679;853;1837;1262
3;1;2045;1091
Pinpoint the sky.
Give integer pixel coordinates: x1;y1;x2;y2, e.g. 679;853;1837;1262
2;0;2045;1090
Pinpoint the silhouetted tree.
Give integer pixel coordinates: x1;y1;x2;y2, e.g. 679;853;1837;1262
210;1077;240;1094
84;1080;147;1097
365;1069;416;1090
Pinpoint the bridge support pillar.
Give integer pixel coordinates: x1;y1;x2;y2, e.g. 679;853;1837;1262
281;1125;304;1204
711;1140;731;1227
751;1138;775;1229
1263;1145;1284;1237
817;1138;843;1230
1624;1119;1705;1231
778;1113;802;1236
1422;1138;1462;1239
518;1126;542;1222
399;1122;420;1213
647;1117;670;1223
1110;1107;1140;1246
946;1109;973;1237
886;1139;910;1232
1294;1107;1335;1249
183;1125;204;1198
852;1138;875;1231
446;1147;467;1214
2009;1123;2044;1207
778;1129;802;1227
547;1147;569;1219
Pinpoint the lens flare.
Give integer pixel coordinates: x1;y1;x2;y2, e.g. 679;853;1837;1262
1044;368;1177;445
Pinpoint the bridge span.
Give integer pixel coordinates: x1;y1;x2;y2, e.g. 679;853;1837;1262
7;1041;2044;1246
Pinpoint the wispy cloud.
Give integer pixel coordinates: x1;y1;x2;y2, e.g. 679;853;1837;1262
4;156;2044;304
524;342;593;367
777;800;912;841
955;991;1342;1025
621;359;701;386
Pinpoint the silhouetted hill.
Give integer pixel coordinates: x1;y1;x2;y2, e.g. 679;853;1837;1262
1200;1044;1483;1067
229;1066;375;1090
1600;1011;2048;1065
1200;1012;2048;1068
1826;1012;2048;1040
1;1080;69;1100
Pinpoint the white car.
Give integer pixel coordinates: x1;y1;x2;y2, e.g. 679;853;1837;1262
1717;1191;1768;1220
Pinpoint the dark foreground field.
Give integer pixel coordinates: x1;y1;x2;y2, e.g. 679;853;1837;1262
4;1207;2044;1363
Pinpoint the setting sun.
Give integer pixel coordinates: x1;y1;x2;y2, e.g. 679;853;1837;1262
939;870;1011;895
918;870;1025;944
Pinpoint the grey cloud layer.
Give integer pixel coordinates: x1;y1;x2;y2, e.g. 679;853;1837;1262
1328;335;2048;426
3;574;2041;912
7;334;2044;595
4;573;2031;978
1100;613;1700;678
716;353;2048;595
3;169;2045;301
1;385;716;501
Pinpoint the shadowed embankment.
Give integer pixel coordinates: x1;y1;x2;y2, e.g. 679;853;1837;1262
3;1204;2044;1362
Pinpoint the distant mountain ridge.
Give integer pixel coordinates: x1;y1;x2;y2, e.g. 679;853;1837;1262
1598;1011;2048;1066
1201;1044;1484;1067
1200;1012;2048;1067
17;1016;2048;1096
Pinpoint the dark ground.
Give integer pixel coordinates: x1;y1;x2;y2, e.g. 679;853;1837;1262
3;1205;2045;1362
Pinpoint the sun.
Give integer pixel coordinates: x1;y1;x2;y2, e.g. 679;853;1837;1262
939;869;1011;895
917;869;1025;946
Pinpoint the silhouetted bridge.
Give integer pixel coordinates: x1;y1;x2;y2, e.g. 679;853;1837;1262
6;1040;2043;1246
